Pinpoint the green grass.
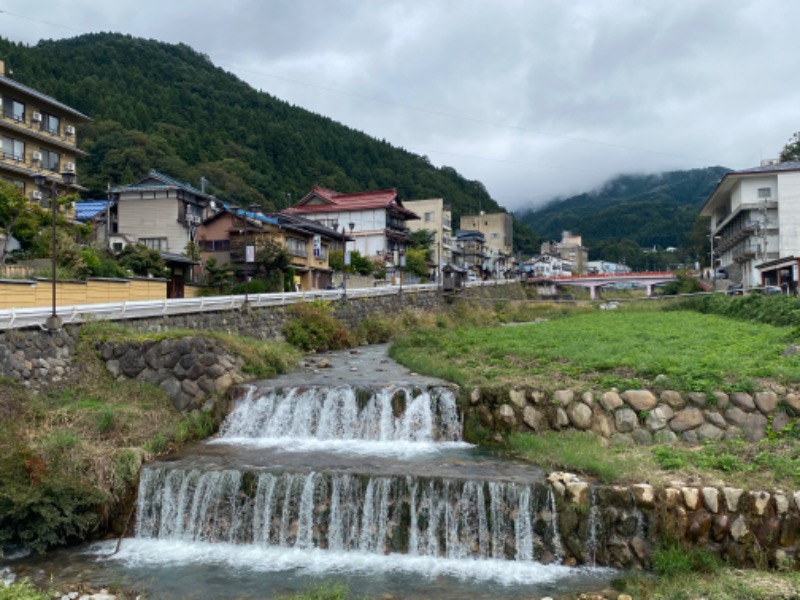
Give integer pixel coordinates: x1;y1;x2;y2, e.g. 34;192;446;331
507;431;634;483
614;568;800;599
391;309;800;392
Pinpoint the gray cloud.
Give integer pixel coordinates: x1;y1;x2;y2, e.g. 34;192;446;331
6;0;800;210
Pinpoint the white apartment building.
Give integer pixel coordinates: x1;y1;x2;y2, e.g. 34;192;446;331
700;160;800;291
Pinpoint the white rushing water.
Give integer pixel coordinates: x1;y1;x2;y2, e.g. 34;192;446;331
215;385;465;455
98;539;608;588
136;468;564;562
123;382;617;595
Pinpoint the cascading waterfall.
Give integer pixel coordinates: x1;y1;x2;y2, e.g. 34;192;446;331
136;466;563;561
217;385;463;445
585;488;601;567
125;382;615;596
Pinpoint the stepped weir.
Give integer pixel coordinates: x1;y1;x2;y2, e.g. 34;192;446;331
118;347;623;597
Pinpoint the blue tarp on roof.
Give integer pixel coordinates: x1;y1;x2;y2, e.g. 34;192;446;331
223;204;279;225
75;200;113;222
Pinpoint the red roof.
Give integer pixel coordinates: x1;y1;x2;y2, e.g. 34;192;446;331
285;185;419;219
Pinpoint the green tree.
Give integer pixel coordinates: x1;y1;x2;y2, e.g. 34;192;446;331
0;182;42;262
404;247;430;278
252;237;290;292
349;250;374;276
117;244;166;277
779;131;800;162
407;229;435;261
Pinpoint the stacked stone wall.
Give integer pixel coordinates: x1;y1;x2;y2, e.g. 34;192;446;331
469;386;800;445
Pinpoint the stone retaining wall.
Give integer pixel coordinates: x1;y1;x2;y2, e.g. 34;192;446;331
98;337;248;412
0;285;526;389
469;386;800;445
549;472;800;569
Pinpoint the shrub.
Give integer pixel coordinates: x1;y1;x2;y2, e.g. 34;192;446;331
0;578;49;600
0;445;104;553
652;542;722;577
282;301;356;352
356;315;396;344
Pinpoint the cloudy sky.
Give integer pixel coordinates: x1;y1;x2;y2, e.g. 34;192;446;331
3;0;799;211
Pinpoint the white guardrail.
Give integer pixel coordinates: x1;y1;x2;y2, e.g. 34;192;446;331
0;280;516;331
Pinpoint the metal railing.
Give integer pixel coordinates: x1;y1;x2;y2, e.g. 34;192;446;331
0;279;517;330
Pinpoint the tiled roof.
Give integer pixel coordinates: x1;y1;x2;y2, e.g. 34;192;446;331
111;170;215;200
75;200;113;221
733;161;800;175
0;76;91;121
286;185;419;219
275;211;345;238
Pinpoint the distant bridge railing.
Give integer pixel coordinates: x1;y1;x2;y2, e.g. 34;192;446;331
0;279;516;330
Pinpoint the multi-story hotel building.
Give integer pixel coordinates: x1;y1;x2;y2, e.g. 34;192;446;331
0;60;90;199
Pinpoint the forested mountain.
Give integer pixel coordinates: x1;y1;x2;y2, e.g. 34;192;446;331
516;167;730;251
0;33;540;253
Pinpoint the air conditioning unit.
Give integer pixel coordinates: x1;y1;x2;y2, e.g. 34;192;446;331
65;125;76;135
63;161;76;172
31;151;42;162
31;111;42;122
31;190;43;201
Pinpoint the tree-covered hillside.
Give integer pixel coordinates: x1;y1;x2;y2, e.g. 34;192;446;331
516;167;730;250
0;33;540;254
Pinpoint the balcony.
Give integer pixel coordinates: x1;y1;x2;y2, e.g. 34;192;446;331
1;113;85;154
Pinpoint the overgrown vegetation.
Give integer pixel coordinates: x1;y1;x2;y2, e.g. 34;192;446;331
0;323;300;554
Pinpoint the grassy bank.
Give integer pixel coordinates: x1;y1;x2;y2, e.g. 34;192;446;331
391;308;800;393
0;323;300;554
390;298;800;598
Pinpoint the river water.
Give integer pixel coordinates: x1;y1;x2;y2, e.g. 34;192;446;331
2;345;620;599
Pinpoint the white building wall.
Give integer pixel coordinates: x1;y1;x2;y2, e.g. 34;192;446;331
778;172;800;257
118;194;188;252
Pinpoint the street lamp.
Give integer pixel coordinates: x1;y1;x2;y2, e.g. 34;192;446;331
341;225;347;299
33;170;76;330
398;247;405;294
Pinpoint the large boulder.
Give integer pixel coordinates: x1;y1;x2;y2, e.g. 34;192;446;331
669;407;705;433
621;390;657;411
566;402;593;430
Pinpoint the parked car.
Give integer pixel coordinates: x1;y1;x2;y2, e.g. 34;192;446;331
752;285;783;296
727;283;744;296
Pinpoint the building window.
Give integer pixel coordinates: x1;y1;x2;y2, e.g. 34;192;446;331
202;240;230;252
1;137;24;162
286;237;307;257
40;149;60;172
40;113;60;136
139;238;167;251
2;98;24;122
757;187;772;199
424;211;435;222
491;232;500;239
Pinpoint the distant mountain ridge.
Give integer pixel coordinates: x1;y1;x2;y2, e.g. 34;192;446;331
1;32;728;257
0;32;541;253
515;166;730;249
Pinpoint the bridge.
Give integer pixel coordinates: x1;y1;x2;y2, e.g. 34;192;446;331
528;271;677;300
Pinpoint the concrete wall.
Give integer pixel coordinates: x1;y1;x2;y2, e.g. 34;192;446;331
0;277;168;309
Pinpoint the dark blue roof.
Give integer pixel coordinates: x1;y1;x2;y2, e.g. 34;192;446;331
75;200;113;222
111;170;214;200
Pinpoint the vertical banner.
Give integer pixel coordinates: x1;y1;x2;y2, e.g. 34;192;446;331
313;235;321;257
245;245;255;263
